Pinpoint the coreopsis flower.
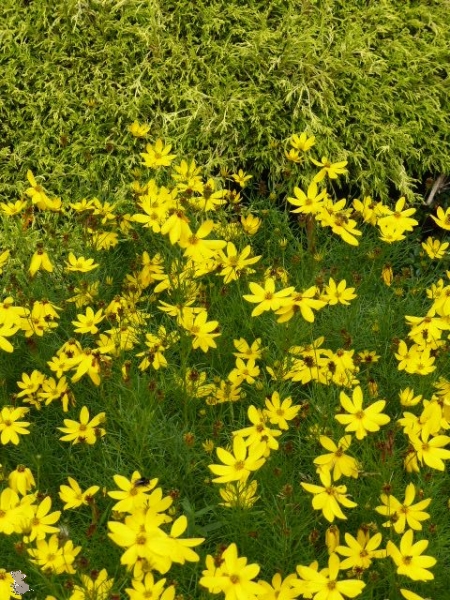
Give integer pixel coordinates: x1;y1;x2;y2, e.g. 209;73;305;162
228;358;260;385
200;543;266;600
0;406;30;445
180;309;221;353
319;204;362;246
8;465;35;496
71;568;114;600
241;214;261;235
287;180;327;215
208;435;266;484
375;483;431;533
399;388;423;407
258;573;300;600
21;495;61;542
65;252;99;273
290;131;316;152
125;573;175;600
313;435;359;480
57;406;106;445
275;286;326;323
263;391;301;430
235;406;282;454
29;248;54;277
335;530;385;570
215;243;261;284
321;278;357;305
377;197;418;234
28;533;81;574
231;169;253;188
421;237;449;259
335;386;390;440
0;200;28;215
430;206;450;231
285;148;302;163
243;278;295;317
409;430;450;470
310;157;348;182
233;338;263;360
129;120;150;138
219;480;259;509
72;307;105;335
301;469;357;522
0;319;20;353
386;529;436;581
141;138;176;168
178;220;226;261
296;553;365;600
107;473;161;514
59;477;100;510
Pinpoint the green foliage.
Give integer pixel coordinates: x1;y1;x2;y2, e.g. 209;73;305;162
1;0;449;203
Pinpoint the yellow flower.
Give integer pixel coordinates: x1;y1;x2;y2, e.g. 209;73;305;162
228;358;260;386
0;406;30;445
287;180;327;215
322;278;357;306
57;405;106;445
72;307;105;335
386;529;436;581
335;529;385;570
219;480;259;509
180;309;221;353
65;252;99;273
243;278;295;317
231;169;253;188
208;435;266;484
335;386;390;440
421;236;449;259
129;120;150;138
375;483;431;533
382;264;394;286
178;220;226;262
296;553;365;600
430;206;450;231
29;249;54;277
59;476;100;510
310;157;348;182
141;138;176;168
409;430;450;470
125;573;175;600
241;214;261;235
200;543;265;599
290;132;316;152
301;469;357;522
263;391;301;430
8;465;36;496
313;435;359;480
72;568;114;600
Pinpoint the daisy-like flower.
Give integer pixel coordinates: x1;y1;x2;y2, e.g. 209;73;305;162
57;406;106;445
29;248;54;277
310;157;348;182
219;480;259;509
421;237;449;259
295;553;365;600
375;483;431;533
72;307;105;335
386;529;436;581
301;469;357;522
208;435;266;484
231;169;253;188
377;197;418;234
107;471;159;513
59;477;100;510
65;252;99;273
287;180;327;215
258;573;299;600
125;573;175;600
71;568;114;600
233;338;263;360
243;278;295;317
321;278;357;306
430;206;450;231
335;529;386;570
235;405;282;454
200;543;265;600
313;435;359;480
141;138;176;168
409;430;450;471
8;465;36;496
263;391;301;430
241;214;261;235
290;132;316;152
0;406;30;445
335;386;390;440
129;120;150;138
21;495;61;542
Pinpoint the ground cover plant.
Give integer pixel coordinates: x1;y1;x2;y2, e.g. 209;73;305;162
0;126;450;600
1;0;450;204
